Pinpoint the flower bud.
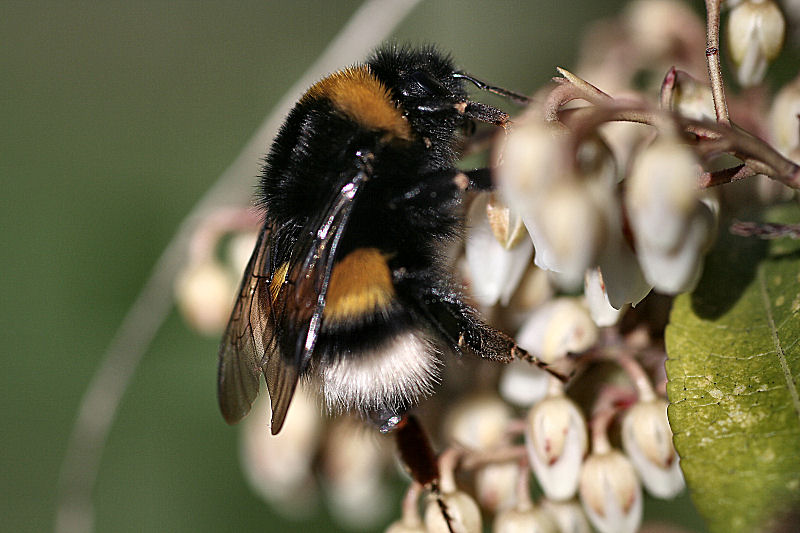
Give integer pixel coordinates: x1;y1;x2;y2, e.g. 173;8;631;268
622;399;685;499
384;520;426;533
584;268;624;327
474;461;520;513
175;258;236;335
626;137;699;254
578;450;643;533
728;0;786;87
465;194;533;307
322;418;391;529
524;394;588;501
241;389;321;517
493;505;560;533
769;76;800;157
540;499;592;533
499;361;550;408
424;491;482;533
497;119;566;208
626;137;714;294
444;393;513;451
670;71;715;121
634;200;715;294
226;230;259;276
534;182;607;288
516;298;598;364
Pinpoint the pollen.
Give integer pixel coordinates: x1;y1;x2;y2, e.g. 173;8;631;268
269;262;289;302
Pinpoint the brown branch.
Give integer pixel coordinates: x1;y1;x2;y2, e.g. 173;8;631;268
698;164;756;187
459;445;527;471
730;221;800;239
704;0;731;125
544;68;614;122
557;101;800;189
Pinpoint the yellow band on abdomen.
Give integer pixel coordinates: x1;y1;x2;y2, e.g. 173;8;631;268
324;247;395;320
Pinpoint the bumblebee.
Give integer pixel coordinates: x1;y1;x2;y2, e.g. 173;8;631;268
217;44;539;436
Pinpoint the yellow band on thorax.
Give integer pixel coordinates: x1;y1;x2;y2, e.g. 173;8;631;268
302;66;412;141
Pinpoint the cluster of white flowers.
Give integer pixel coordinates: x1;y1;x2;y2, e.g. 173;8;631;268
172;1;799;531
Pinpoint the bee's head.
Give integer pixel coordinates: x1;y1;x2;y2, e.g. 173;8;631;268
368;44;524;147
368;45;470;140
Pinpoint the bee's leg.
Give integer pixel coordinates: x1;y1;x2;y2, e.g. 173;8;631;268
367;409;454;531
388;169;469;214
390;168;493;213
446;300;570;381
389;414;456;533
396;272;569;381
391;414;440;487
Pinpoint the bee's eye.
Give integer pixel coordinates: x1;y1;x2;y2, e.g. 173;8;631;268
404;70;449;98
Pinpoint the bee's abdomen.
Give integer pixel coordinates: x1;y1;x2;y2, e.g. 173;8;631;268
318;329;441;415
314;247;442;415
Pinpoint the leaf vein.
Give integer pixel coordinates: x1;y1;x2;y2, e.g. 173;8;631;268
757;268;800;430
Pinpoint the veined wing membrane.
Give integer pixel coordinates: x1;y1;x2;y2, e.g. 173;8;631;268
217;224;275;425
217;168;369;434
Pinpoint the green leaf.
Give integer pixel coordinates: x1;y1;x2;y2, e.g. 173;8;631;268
665;203;800;533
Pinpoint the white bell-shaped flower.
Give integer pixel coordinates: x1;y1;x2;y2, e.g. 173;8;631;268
175;258;237;335
596;238;652;309
769;75;800;157
584;268;624;327
493;505;560;533
524;388;588;501
240;388;321;517
579;449;643;533
444;393;513;451
626;137;715;294
622;398;685;499
465;193;533;307
424;491;482;533
321;418;391;529
475;461;520;514
540;498;592;533
516;298;598;364
499;361;551;408
634;201;715;294
626;137;699;253
728;0;786;87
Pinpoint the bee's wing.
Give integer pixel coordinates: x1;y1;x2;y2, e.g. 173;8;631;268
265;169;368;433
218;167;369;434
217;223;276;426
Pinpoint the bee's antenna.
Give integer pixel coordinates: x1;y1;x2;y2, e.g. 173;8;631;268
453;72;531;105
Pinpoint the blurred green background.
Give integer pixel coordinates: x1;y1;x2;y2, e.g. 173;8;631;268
2;1;710;532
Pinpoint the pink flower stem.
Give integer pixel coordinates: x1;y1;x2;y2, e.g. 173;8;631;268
401;482;423;527
618;354;657;403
